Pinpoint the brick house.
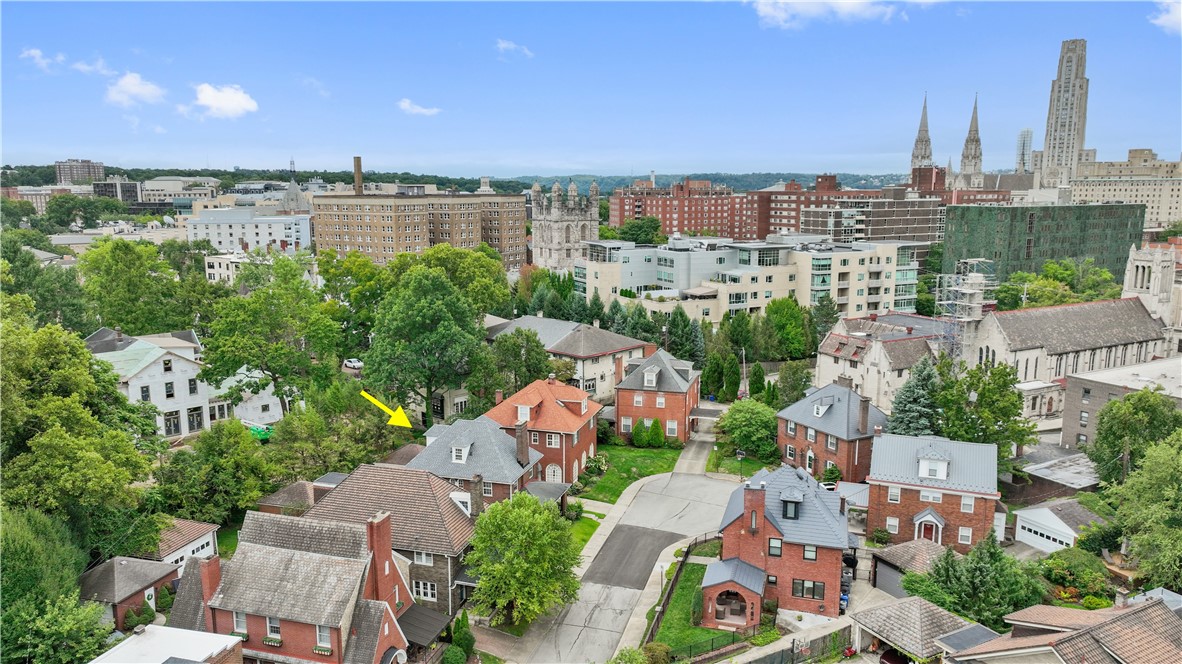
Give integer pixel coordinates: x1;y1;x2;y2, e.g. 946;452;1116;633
484;376;602;483
405;416;574;507
701;466;849;630
614;349;701;443
89;625;244;664
777;381;887;483
866;434;1003;554
170;510;449;664
304;464;477;616
80;557;181;630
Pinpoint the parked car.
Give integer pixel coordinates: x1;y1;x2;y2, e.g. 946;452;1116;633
344;358;364;370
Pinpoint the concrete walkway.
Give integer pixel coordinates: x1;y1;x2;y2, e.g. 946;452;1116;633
672;433;713;474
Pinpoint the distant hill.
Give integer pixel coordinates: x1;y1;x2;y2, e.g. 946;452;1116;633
508;172;910;192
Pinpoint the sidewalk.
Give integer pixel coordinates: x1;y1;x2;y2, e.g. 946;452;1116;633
473;624;522;662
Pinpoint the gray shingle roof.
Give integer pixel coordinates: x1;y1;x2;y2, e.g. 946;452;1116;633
851;596;971;659
80;557;180;604
932;623;999;655
405;416;540;484
342;599;388;664
257;480;316;511
238;510;369;560
777;382;887;441
548;323;649;358
702;558;767;596
1130;588;1182;616
868;434;999;495
486;316;579;348
304;464;474;557
617;349;700;393
719;466;848;550
169;558;208;632
992;298;1164;355
881;338;938;370
912;506;946;527
873;539;958;574
1015;497;1106;535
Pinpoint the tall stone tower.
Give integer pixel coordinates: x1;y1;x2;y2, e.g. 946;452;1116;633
1015;128;1034;173
1039;39;1089;188
958;96;984;190
910;95;934;171
532;181;599;274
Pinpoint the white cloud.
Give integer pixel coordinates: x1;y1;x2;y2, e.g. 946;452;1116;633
301;76;330;98
496;38;534;58
106;72;166;107
1150;1;1181;35
153;125;167;134
20;48;65;72
185;83;259;119
748;0;899;29
398;98;441;116
72;57;116;76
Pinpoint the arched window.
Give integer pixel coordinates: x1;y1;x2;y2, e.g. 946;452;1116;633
546;464;562;482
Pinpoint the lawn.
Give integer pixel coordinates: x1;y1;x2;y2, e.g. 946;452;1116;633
706;448;771;478
477;651;505;664
217;527;240;559
654;563;729;650
580;446;680;503
494;619;530;638
690;539;722;558
571;516;600;553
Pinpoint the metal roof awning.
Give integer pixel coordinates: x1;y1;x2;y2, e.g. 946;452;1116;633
399;603;451;647
523;481;572;503
690;406;726;419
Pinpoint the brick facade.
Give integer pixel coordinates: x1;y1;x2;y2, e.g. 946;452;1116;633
778;419;874;484
615;386;698;443
865;483;996;554
113;571;180;631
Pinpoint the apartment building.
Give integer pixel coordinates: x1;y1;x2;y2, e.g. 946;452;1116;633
92;175;142;204
575;233;923;325
609;178;754;238
756;175;884;235
55;158;105;184
142;177;220;204
312;180;527;269
1060;357;1181;450
799;186;944;252
1;185;91;214
187;208;312;255
1071;149;1182;226
204;251;319;289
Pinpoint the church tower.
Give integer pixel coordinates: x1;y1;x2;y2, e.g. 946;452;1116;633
910;95;933;170
566;180;579;208
959;96;984;190
1039;39;1089;188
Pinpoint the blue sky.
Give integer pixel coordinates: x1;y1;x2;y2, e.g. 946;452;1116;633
3;2;1179;176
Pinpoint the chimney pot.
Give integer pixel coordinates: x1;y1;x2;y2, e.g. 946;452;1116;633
115;326;123;341
593;319;600;328
873;425;883;436
547;373;556;384
495;389;504;405
759;481;766;489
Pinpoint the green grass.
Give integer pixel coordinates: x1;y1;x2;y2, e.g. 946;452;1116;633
580;447;680;503
690;539;722;558
216;527;240;559
495;619;530;637
586;510;607;519
571;516;600;553
477;651;505;664
706;448;771;477
655;563;729;650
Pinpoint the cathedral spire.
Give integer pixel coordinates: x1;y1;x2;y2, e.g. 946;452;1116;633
959;94;983;189
910;94;933;170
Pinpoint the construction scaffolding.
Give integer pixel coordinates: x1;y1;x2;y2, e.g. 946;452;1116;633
936;258;998;359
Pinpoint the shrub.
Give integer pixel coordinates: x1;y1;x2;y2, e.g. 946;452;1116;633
690;586;703;626
608;648;648;664
156;585;174;612
762;598;779;615
871;528;892;545
821;465;843;483
569;481;584;495
453;627;476;657
585;454;609;476
1041;548;1110;597
1082;595;1113;610
442;645;467;664
565;499;585;521
750;626;782;646
642;642;672;664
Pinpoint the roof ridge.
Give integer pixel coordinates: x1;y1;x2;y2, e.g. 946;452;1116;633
994;297;1141;315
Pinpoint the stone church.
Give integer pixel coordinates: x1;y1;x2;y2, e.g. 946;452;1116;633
531;180;600;273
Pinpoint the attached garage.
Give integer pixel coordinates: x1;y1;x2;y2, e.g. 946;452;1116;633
1013;497;1106;554
871;539;955;599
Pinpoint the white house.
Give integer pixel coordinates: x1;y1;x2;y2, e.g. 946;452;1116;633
186;207;312;255
152;518;219;572
1013;497;1107;553
86;328;283;439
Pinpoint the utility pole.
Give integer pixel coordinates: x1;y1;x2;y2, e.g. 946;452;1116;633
1122;436;1131;482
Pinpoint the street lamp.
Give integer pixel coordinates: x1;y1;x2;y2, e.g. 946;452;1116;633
736;449;747;482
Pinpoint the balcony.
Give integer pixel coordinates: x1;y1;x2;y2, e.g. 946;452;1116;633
867;294;883;303
836;280;850;288
868;279;884;288
836;296;849;304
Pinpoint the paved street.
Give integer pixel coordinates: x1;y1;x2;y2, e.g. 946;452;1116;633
583;525;684;589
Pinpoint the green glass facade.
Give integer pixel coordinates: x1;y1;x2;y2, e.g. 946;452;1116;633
942;203;1145;281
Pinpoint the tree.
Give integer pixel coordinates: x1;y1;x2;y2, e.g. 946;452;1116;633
749;362;765;396
493;328;552;393
727;311;753;360
721;353;741;402
924;243;944;276
543;289;569;321
464;492;581;626
77;236;181;335
1084;388;1182;485
1;507;88;610
387;243;510;316
317;250;396;357
701;352;724;398
995;258;1122;311
565;290;589;324
604;299;626;332
1110;429;1182;590
617;217;664;245
751;313;783;362
598;199;610;222
666;305;697;363
716;399;779;464
765;297;810;360
158;239;218;278
549;357;577;383
201;254;341;415
1;593;110;664
30;263;95;333
934;359;1035;472
760;380;780;408
687;317;707;368
648;418;666;449
776;360;812;408
810;294;840;342
888;357;939;435
587;290;606;326
607;648;648;664
597;225;620;240
821;465;842;483
1;197;38;227
365;266;483;428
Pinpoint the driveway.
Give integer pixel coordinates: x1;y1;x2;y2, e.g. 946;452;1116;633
583;525;684;589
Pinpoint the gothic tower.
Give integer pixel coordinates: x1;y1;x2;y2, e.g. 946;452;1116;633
959;95;984;190
1039;39;1089;188
566;180;579;208
910;95;933;171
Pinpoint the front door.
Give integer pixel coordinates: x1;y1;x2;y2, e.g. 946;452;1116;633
921;523;936;541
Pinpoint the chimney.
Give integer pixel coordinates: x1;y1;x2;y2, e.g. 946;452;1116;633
353;156;363;195
515;421;529;467
495;389;504;405
873;425;883;436
547;372;556;385
650;170;656;186
365;512;395;604
469;475;484;519
592;319;600;328
835;375;853;389
114;326;123;342
1115;588;1129;609
742;481;764;534
196;555;222;631
906;326;914;335
869;313;878;322
858;396;870;435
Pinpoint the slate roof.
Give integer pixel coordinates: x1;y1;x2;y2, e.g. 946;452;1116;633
617;349;699;393
487;315;649;358
257;480;316;511
991;298;1164;355
385;444;426;466
777;382;886;441
154;519;219;560
719;466;848;550
80;557;180;604
305;464;475;557
868;434;999;495
484;379;602;434
873;539;958;574
1014;497;1106;535
702;558;767;596
932;623;999;655
405;416;541;484
238;510;369;560
851;596;971;659
341;599;389;664
881;338;938;371
168;558;208;632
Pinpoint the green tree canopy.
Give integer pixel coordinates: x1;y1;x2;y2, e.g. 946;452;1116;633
716;398;779;464
996;258;1122;311
493;328;553;393
76;236;181;335
765;296;810;360
888;357;939;436
776;360;812;408
1110;429;1182;590
810;294;840;343
721;352;741;402
617;216;665;245
387;243;510;316
464;492;581;626
934;359;1035;472
1084;388;1182;485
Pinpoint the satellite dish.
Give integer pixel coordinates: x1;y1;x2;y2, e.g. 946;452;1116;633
163;215;175;225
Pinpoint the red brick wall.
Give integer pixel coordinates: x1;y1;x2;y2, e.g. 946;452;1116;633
211;609;340;663
113;571;180;630
615;388;694;442
777;420;874;483
518;417;596;483
865;483;997;554
700;581;762;629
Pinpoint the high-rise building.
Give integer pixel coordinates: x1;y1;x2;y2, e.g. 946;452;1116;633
798;186;945;254
910;95;933;171
55;159;105;185
1015;129;1034;173
92;176;142;204
1037;39;1089;188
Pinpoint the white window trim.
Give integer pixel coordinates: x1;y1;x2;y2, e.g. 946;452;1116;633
958;527;973;545
634;393;644;406
806;427;816;442
886;517;899;534
888;486;900;503
621;417;632;433
546;433;560;448
483;483;493;497
656;396;666;408
787;421;796;436
961;495;975;513
666;420;677;437
317;624;331;648
233;611;247;633
920;490;943;503
267;616;281;638
414;551;434;566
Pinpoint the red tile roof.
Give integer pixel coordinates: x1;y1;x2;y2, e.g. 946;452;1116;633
484;378;601;433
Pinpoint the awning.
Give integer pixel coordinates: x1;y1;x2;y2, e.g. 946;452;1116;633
912;507;946;527
399;603;451;647
690;406;726;419
523;481;571;503
455;566;477;587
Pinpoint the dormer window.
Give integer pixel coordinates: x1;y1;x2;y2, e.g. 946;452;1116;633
452;447;468;463
918;458;949;480
516;405;529;422
643;367;659;388
782;501;799;519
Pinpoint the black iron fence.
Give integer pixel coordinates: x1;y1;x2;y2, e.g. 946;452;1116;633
669;628;753;661
746;627;853;664
643;531;720;645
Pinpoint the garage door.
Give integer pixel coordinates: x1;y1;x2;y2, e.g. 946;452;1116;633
874;560;906;598
1015;519;1070;553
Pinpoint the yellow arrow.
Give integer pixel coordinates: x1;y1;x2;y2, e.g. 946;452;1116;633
360;390;412;428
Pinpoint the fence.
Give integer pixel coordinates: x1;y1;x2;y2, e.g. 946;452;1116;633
643;531;720;645
669;628;754;661
746;627;853;664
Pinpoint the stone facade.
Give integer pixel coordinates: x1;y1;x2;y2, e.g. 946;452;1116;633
396;548;468;616
531;180;600;273
1037;39;1090;188
1072;149;1181;226
1122;239;1182;355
